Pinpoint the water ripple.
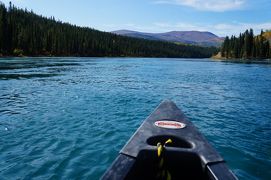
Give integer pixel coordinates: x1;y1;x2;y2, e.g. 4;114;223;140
0;58;270;179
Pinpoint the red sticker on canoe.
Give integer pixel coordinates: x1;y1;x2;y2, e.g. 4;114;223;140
154;120;186;129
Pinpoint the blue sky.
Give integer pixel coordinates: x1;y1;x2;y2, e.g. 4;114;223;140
1;0;271;36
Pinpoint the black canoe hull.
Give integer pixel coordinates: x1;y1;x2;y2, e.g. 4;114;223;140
102;100;237;180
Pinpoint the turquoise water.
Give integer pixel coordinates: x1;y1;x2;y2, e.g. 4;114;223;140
0;57;270;180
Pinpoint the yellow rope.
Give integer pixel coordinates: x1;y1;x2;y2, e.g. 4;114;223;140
156;139;172;180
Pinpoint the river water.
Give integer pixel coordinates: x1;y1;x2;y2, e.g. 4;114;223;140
0;57;270;179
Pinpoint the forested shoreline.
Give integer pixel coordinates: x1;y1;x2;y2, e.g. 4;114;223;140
0;2;218;58
220;29;271;60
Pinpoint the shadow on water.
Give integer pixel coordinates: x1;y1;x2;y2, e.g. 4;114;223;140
0;73;60;80
0;57;83;71
0;58;85;79
0;62;82;71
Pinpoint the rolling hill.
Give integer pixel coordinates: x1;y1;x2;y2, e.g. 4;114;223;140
0;3;219;58
112;30;224;47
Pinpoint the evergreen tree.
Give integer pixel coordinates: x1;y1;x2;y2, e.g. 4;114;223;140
221;29;270;60
0;4;7;53
222;36;230;58
0;2;218;58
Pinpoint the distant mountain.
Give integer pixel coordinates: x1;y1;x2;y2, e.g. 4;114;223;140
0;3;218;58
112;30;224;47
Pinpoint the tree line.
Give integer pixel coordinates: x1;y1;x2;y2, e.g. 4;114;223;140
0;2;217;58
221;29;270;59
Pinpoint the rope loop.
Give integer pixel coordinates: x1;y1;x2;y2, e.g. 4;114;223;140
156;139;172;180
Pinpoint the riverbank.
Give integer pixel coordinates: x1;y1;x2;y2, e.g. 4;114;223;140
212;52;271;64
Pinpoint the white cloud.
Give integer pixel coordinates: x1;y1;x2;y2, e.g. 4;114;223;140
154;0;245;12
212;22;271;36
152;21;271;36
103;21;271;36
